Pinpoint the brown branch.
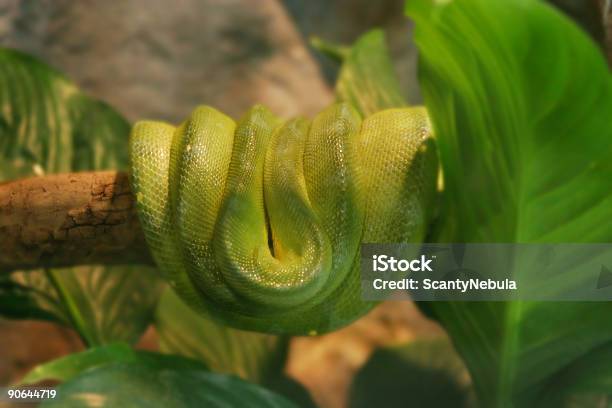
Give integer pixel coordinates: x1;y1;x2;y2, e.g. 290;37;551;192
0;171;153;274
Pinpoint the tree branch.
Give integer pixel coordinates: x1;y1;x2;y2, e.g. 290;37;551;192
0;171;153;274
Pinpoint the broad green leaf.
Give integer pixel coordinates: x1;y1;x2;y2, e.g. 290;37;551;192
0;49;128;179
0;48;163;346
407;0;612;406
349;337;473;408
564;394;611;408
155;290;316;407
4;266;163;346
0;276;60;321
333;30;407;116
20;343;206;385
42;266;162;345
539;343;612;403
41;363;297;408
263;375;318;408
309;37;350;64
155;289;287;383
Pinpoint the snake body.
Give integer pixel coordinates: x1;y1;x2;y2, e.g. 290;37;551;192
129;103;437;335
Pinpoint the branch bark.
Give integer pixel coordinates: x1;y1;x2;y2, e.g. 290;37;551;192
0;171;153;274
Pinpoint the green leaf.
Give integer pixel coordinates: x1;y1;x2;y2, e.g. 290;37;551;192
47;266;163;345
2;267;163;346
155;290;316;406
155;289;288;384
263;375;318;408
563;394;611;408
309;37;350;63
20;343;206;385
539;342;612;403
407;0;612;406
0;49;129;179
68;94;131;171
0;276;60;321
349;337;473;408
0;48;163;346
41;363;297;408
334;30;407;116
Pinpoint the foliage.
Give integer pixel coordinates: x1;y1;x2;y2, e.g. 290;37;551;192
24;347;296;408
0;49;163;346
155;290;317;406
312;29;406;117
333;29;406;116
19;343;207;385
406;0;612;406
155;289;287;383
349;337;472;408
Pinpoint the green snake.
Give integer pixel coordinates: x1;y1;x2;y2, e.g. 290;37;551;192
129;103;437;335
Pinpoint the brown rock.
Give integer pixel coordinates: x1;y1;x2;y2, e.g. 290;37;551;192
0;0;332;122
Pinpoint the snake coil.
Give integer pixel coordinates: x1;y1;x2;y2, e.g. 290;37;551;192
129;103;437;335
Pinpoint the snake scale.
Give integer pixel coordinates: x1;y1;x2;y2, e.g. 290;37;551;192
129;103;437;335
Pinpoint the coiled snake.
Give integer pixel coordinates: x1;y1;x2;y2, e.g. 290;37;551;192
129;103;437;335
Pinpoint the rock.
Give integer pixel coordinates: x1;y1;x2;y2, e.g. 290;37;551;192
0;319;83;385
0;0;332;122
281;0;422;104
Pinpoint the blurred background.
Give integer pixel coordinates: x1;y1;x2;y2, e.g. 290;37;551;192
0;1;609;407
